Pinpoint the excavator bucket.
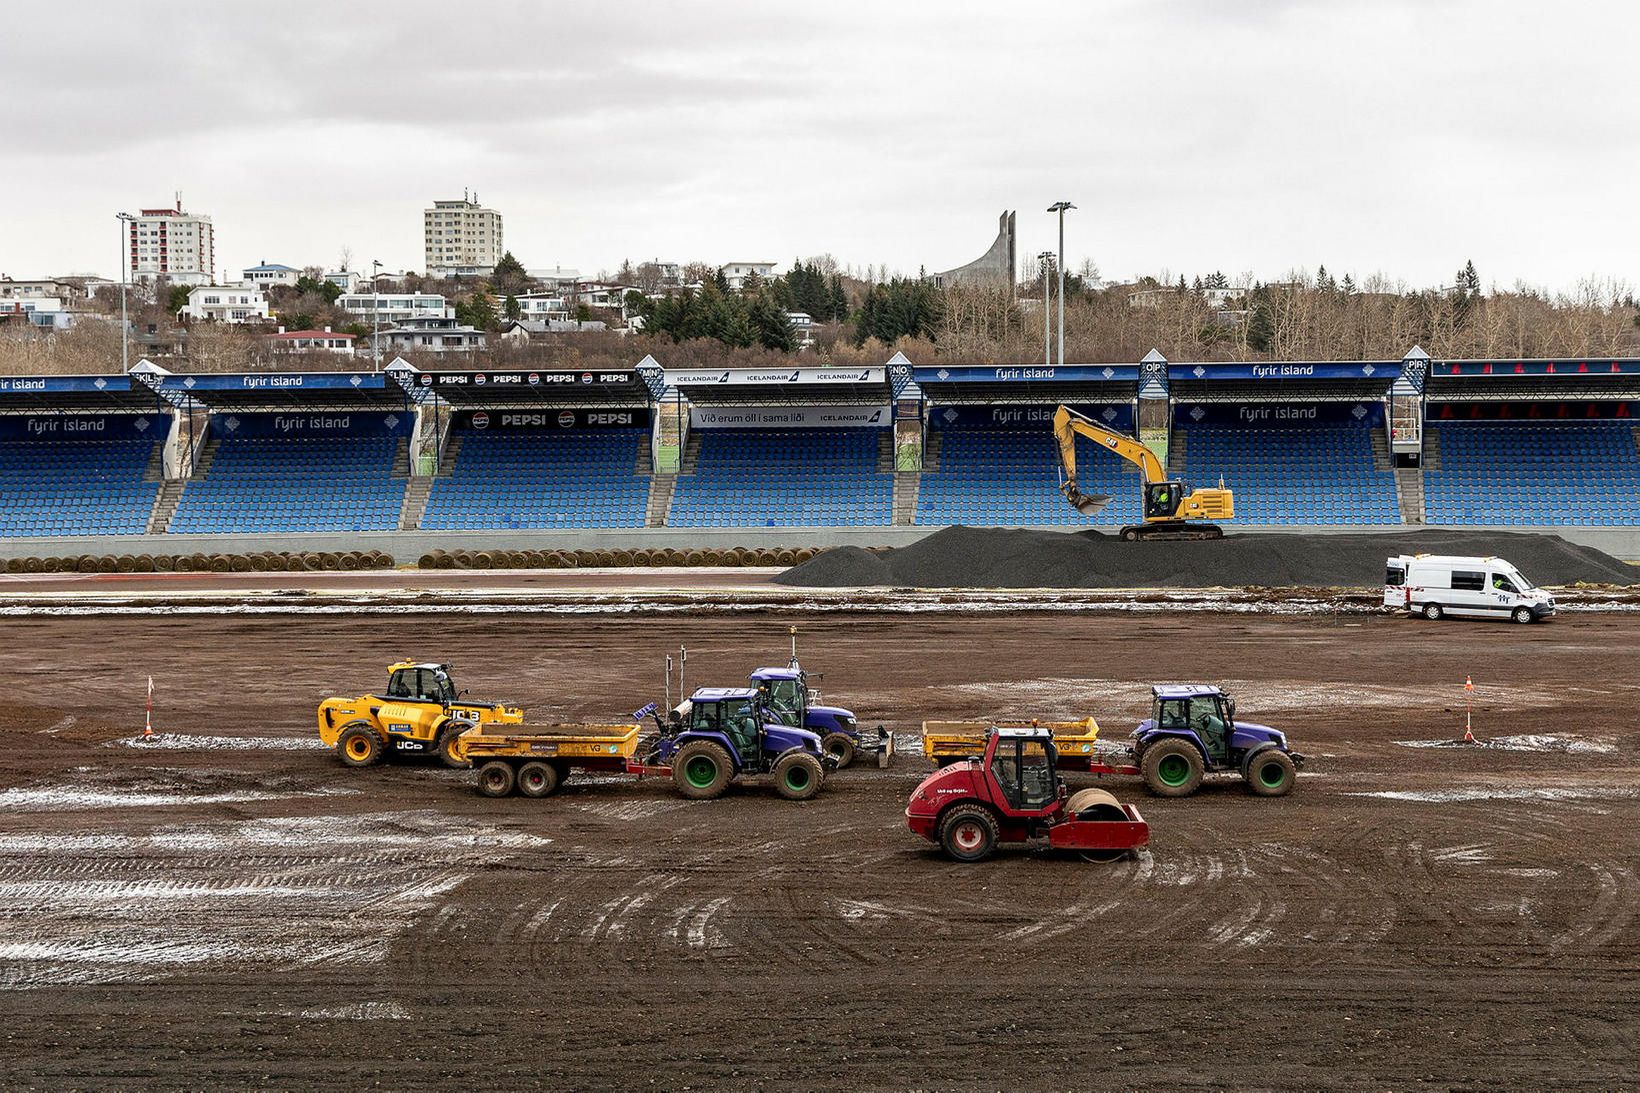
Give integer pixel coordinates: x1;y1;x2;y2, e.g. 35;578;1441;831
1061;482;1112;515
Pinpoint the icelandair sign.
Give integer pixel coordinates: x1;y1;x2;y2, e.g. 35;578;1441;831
667;367;885;385
690;405;889;429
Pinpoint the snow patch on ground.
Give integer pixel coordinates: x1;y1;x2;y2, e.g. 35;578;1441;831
0;810;552;990
288;1001;413;1021
1350;786;1637;804
1394;734;1616;754
110;733;330;751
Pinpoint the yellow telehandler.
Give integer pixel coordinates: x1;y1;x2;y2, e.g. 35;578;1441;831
316;661;524;768
1052;405;1235;540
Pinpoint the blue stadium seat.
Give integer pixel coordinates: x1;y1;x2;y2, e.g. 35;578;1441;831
421;428;649;529
1424;420;1640;526
669;429;891;527
916;426;1141;527
168;435;403;534
1173;422;1401;525
0;439;160;537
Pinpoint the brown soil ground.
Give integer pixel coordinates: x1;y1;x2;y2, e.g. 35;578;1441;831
1;609;1637;1090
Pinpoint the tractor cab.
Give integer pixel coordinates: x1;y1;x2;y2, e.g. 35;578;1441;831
1149;684;1234;763
682;687;769;765
384;662;459;707
750;667;809;727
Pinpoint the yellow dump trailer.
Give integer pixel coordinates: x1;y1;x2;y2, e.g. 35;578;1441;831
452;722;646;798
921;717;1109;771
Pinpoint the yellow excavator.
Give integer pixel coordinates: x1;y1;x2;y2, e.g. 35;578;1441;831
1052;405;1235;541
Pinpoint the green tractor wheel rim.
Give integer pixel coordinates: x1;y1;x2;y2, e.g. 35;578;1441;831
685;755;719;789
1258;759;1288;788
785;764;812;792
1157;753;1191;787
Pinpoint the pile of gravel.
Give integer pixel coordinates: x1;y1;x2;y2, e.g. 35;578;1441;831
774;528;1640;589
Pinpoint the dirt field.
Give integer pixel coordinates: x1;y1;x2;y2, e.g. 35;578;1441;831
2;607;1638;1090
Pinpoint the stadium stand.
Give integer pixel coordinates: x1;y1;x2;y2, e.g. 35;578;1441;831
668;428;891;527
916;426;1141;526
0;437;160;537
168;434;403;534
1424;420;1640;526
420;428;650;529
1173;421;1401;525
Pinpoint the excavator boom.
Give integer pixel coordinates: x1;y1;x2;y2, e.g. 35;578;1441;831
1053;406;1167;514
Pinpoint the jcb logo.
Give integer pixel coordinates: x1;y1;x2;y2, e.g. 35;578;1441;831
394;740;426;751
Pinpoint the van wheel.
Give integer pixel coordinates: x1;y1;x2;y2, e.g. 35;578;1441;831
1422;603;1443;621
1512;606;1533;624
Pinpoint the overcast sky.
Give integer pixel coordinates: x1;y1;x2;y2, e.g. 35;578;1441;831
2;1;1635;293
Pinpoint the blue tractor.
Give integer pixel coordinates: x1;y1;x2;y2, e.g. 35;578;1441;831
654;687;834;801
748;665;892;770
1131;684;1303;797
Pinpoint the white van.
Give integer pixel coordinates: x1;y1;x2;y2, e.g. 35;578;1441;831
1385;554;1555;623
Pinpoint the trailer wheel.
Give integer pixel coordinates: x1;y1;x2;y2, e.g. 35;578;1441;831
336;724;384;768
434;723;469;769
516;761;560;798
476;760;516;798
1141;738;1204;797
1512;606;1533;625
1423;602;1444;621
772;750;824;801
820;732;856;770
939;804;999;863
672;740;734;800
1243;748;1296;797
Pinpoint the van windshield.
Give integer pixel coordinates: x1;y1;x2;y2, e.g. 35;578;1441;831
1507;569;1536;591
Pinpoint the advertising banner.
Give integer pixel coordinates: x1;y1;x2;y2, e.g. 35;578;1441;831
1429;400;1637;420
210;410;413;437
929;403;1135;431
0;375;133;394
688;405;890;429
913;365;1140;384
1433;360;1640;378
154;372;387;391
459;408;652;430
0;412;168;441
1174;401;1384;426
419;369;636;389
668;367;885;386
1168;361;1401;382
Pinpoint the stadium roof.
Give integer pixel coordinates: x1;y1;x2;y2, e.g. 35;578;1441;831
128;363;412;413
665;365;891;406
0;373;164;413
912;363;1139;405
1425;358;1640;401
408;366;651;407
1166;360;1403;403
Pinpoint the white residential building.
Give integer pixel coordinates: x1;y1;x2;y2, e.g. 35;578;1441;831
241;261;302;288
181;286;269;323
266;328;356;355
506;292;569;321
527;266;580;294
577;281;637;310
0;277;75;299
721;262;777;292
338;292;450;324
785;310;817;348
126;202;215;287
424;196;503;277
325;270;363;293
379;316;485;353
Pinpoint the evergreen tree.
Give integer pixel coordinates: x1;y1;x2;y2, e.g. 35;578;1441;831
828;275;848;322
503;294;522;322
492;251;529;296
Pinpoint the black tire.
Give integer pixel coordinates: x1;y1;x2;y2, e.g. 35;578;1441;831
1140;737;1205;797
820;732;856;770
1120;527;1141;542
772;750;824;801
476;760;516;798
938;804;999;863
1423;602;1443;621
435;722;470;769
516;760;560;798
336;723;384;768
672;740;735;800
1243;748;1296;797
1512;606;1533;625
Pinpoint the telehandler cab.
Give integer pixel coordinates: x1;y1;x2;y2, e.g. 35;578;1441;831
317;661;523;769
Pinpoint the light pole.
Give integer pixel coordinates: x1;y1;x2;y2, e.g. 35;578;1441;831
1047;201;1075;367
1037;250;1055;367
371;259;383;370
116;212;136;371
